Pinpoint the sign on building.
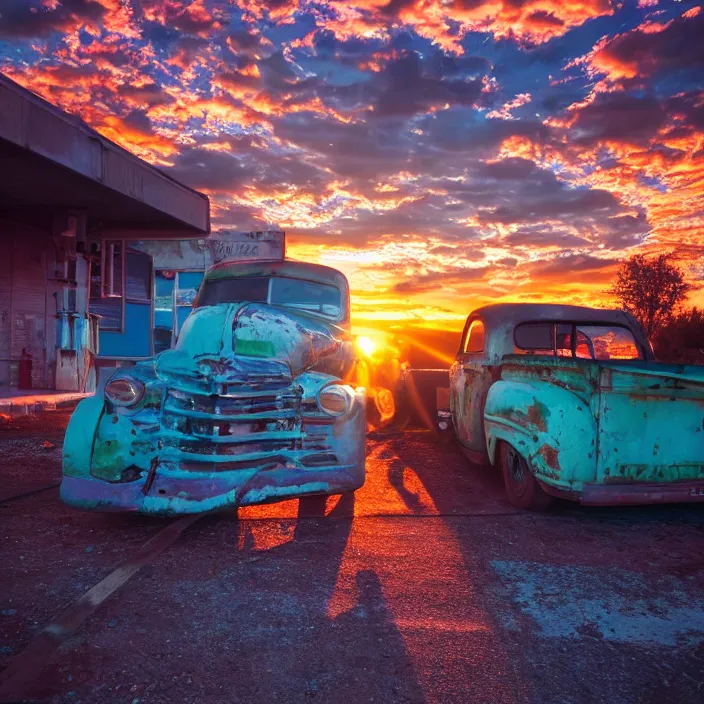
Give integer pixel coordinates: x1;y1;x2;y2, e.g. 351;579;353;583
131;230;286;271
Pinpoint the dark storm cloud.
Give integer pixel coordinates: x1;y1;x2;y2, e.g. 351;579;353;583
439;159;573;212
0;0;106;37
167;148;253;192
259;51;300;84
209;198;266;229
166;133;332;198
568;93;666;146
477;157;539;180
252;153;331;194
123;110;156;134
310;48;488;117
370;51;483;117
418;111;549;155
481;186;620;224
216;68;261;93
424;48;491;78
272;105;549;194
271;112;415;180
449;157;650;248
501;224;591;249
140;0;225;35
228;28;268;52
122;82;174;108
663;91;704;138
428;243;486;259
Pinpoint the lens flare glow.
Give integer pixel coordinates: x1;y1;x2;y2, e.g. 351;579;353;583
357;335;377;357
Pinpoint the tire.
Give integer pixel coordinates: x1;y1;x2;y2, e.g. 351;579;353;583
499;442;553;511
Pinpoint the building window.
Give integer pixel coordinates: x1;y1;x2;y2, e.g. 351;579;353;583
154;270;204;353
89;242;151;333
89;241;123;331
154;271;175;354
126;250;152;303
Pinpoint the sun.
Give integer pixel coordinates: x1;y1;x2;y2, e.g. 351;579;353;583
356;335;377;357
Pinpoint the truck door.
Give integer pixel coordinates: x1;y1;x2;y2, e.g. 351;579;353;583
451;317;490;455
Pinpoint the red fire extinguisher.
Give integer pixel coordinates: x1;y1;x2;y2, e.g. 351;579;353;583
19;348;33;390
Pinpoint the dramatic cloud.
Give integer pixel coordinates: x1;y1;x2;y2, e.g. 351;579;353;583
583;6;704;84
0;0;107;38
0;0;702;327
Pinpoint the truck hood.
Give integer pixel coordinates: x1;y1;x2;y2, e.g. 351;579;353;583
154;302;342;391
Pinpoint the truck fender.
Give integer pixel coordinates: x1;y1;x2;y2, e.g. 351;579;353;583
61;395;105;479
483;379;597;489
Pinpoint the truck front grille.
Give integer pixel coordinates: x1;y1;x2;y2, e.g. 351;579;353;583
158;385;338;471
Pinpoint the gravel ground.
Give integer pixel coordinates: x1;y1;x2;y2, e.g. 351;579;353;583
1;414;703;703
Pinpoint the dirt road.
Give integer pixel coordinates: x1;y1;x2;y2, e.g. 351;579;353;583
1;413;703;703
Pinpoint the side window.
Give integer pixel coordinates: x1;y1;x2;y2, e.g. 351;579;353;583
514;323;553;355
463;320;485;354
577;326;640;360
514;322;641;360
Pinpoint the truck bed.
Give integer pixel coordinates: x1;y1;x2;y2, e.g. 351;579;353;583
498;356;704;492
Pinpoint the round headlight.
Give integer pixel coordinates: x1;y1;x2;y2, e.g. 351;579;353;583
317;384;352;417
105;375;145;408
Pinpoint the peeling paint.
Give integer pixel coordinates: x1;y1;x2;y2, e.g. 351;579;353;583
451;304;704;506
61;264;366;515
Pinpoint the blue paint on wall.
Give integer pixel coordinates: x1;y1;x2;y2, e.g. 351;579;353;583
99;302;152;358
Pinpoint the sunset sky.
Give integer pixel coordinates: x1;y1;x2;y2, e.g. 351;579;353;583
1;0;702;330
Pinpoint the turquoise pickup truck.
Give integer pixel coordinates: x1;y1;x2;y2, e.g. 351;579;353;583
61;259;368;515
450;303;704;510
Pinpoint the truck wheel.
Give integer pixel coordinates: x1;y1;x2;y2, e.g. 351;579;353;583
499;442;553;511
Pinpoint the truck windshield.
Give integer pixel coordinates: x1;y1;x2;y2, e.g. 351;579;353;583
514;322;642;360
196;276;342;318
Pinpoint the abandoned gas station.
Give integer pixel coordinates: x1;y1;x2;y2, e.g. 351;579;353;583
0;73;210;396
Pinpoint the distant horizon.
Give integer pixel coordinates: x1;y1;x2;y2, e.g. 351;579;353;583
3;0;702;327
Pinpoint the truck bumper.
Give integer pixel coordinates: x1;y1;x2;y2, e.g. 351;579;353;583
60;462;365;516
541;479;704;506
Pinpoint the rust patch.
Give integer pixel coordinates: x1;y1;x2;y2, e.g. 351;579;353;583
538;443;560;472
527;402;549;433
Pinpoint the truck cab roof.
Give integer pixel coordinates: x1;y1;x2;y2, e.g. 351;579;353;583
469;303;639;328
463;303;653;362
196;258;351;327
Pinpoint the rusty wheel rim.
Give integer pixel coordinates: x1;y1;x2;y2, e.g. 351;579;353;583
374;387;396;423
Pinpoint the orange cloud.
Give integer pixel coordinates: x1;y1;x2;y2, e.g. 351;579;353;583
582;6;703;83
318;0;615;51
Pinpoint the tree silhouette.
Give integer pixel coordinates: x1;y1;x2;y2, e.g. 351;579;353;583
653;307;704;363
609;254;691;338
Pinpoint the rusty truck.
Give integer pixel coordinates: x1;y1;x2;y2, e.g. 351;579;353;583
61;253;369;515
447;303;704;510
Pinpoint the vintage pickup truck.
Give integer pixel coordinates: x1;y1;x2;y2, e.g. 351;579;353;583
61;259;367;515
450;303;704;509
